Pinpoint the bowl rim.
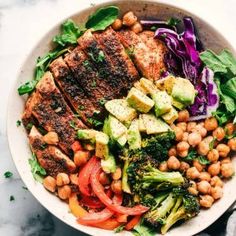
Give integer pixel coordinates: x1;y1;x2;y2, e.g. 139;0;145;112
6;0;236;236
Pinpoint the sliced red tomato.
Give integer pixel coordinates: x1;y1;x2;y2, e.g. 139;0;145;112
80;196;104;209
91;162;149;215
78;156;98;196
71;141;83;152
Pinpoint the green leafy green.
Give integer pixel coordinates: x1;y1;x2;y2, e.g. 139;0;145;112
4;171;13;178
10;195;15;201
184;149;197;161
132;221;155;236
221;77;236;99
218;49;236;75
197;156;210;165
28;153;46;183
86;6;119;31
16;120;21;127
53;19;84;47
114;224;125;233
209;138;216;150
167;17;181;27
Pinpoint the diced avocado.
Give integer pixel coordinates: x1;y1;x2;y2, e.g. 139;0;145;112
77;129;97;140
155;75;176;94
134;81;148;94
117;134;127;147
172;98;186;110
101;153;116;173
95;132;109;158
105;99;137;123
138;115;146;132
141;114;171;134
127;87;154;113
140;77;158;95
162;107;178;124
127;119;141;150
171;77;196;105
122;159;131;193
107;116;127;139
152;91;172;117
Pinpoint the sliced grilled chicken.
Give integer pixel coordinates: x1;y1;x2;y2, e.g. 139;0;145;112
23;72;86;155
117;29;167;80
29;126;76;177
49;57;100;124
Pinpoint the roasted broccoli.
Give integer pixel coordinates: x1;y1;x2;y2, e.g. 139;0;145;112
141;131;175;162
143;187;200;234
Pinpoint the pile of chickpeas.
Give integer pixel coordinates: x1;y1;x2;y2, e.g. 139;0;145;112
112;11;143;34
159;110;236;208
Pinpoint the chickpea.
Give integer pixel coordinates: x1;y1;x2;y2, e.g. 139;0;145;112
188;181;198;196
228;137;236;151
213;127;225;141
173;126;183;141
216;144;230;158
210;186;223;200
167;156;180;170
43;131;59;145
58;185;71;200
43;176;56;192
179;161;190;172
197;180;211;194
193;159;205;172
207;149;219;163
99;172;110;185
112;19;122;30
178;150;188;158
187;122;197;132
177;122;187;132
225;123;235;136
188;132;202;147
200;195;214;208
221;157;231;164
204;117;218;131
182;132;189;142
210;176;224;187
177;141;190;152
186;167;200;180
168;146;177;157
122;11;137;26
195;124;207;138
221;162;235;178
56;173;70;186
112;167;122;180
208;162;220;176
199;172;211;182
159;161;168;172
197;136;213;155
177;110;189;122
131;22;143;33
69;174;79;185
74;151;89;166
111;180;122;194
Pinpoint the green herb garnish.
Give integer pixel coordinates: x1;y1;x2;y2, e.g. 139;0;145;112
78;105;85;110
69;120;77;129
4;171;13;178
197;156;210;165
16;120;21;127
26;123;33;130
91;79;97;88
114;224;125;233
99;98;107;106
28;153;46;183
22;186;28;190
209;138;216;150
167;17;181;27
10;195;15;201
87;117;103;127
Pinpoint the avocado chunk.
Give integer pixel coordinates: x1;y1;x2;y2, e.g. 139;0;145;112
162;107;178;124
105;99;137;123
171;77;196;105
101;153;116;173
141;114;171;134
127;119;141;150
140;77;158;95
77;129;97;140
95;132;109;158
156;75;176;94
103;116;127;146
134;81;148;94
127;87;154;113
152;91;172;117
172;98;186;110
138;115;146;132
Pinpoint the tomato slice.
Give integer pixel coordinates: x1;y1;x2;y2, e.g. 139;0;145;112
80;196;104;209
78;156;98;196
91;162;149;215
71;141;83;153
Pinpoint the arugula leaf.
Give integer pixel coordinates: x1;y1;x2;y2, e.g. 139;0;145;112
53;19;83;47
4;171;13;178
86;6;119;31
28;153;46;183
18;80;38;95
167;17;181;27
221;77;236;99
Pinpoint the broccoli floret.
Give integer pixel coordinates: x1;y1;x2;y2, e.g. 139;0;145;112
141;131;175;162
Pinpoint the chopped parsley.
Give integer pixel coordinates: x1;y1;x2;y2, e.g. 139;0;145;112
40;143;48;150
97;50;105;62
87;117;103;128
10;195;15;201
151;26;158;31
198;156;210;165
209;138;216;150
16;120;21;127
91;79;97;88
83;60;91;70
78;105;85;110
167;17;181;27
69;120;77;129
4;171;13;178
126;45;135;58
99;98;106;106
26;122;33;130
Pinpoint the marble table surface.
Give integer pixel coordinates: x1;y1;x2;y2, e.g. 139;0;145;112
0;0;236;235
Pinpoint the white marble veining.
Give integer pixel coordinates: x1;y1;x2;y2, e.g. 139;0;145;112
0;0;235;235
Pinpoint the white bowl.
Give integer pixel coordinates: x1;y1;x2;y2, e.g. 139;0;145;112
7;1;236;236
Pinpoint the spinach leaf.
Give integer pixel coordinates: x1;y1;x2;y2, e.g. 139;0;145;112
86;6;119;31
28;153;46;183
53;19;83;47
200;50;228;74
221;77;236;99
167;17;181;27
218;49;236;75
